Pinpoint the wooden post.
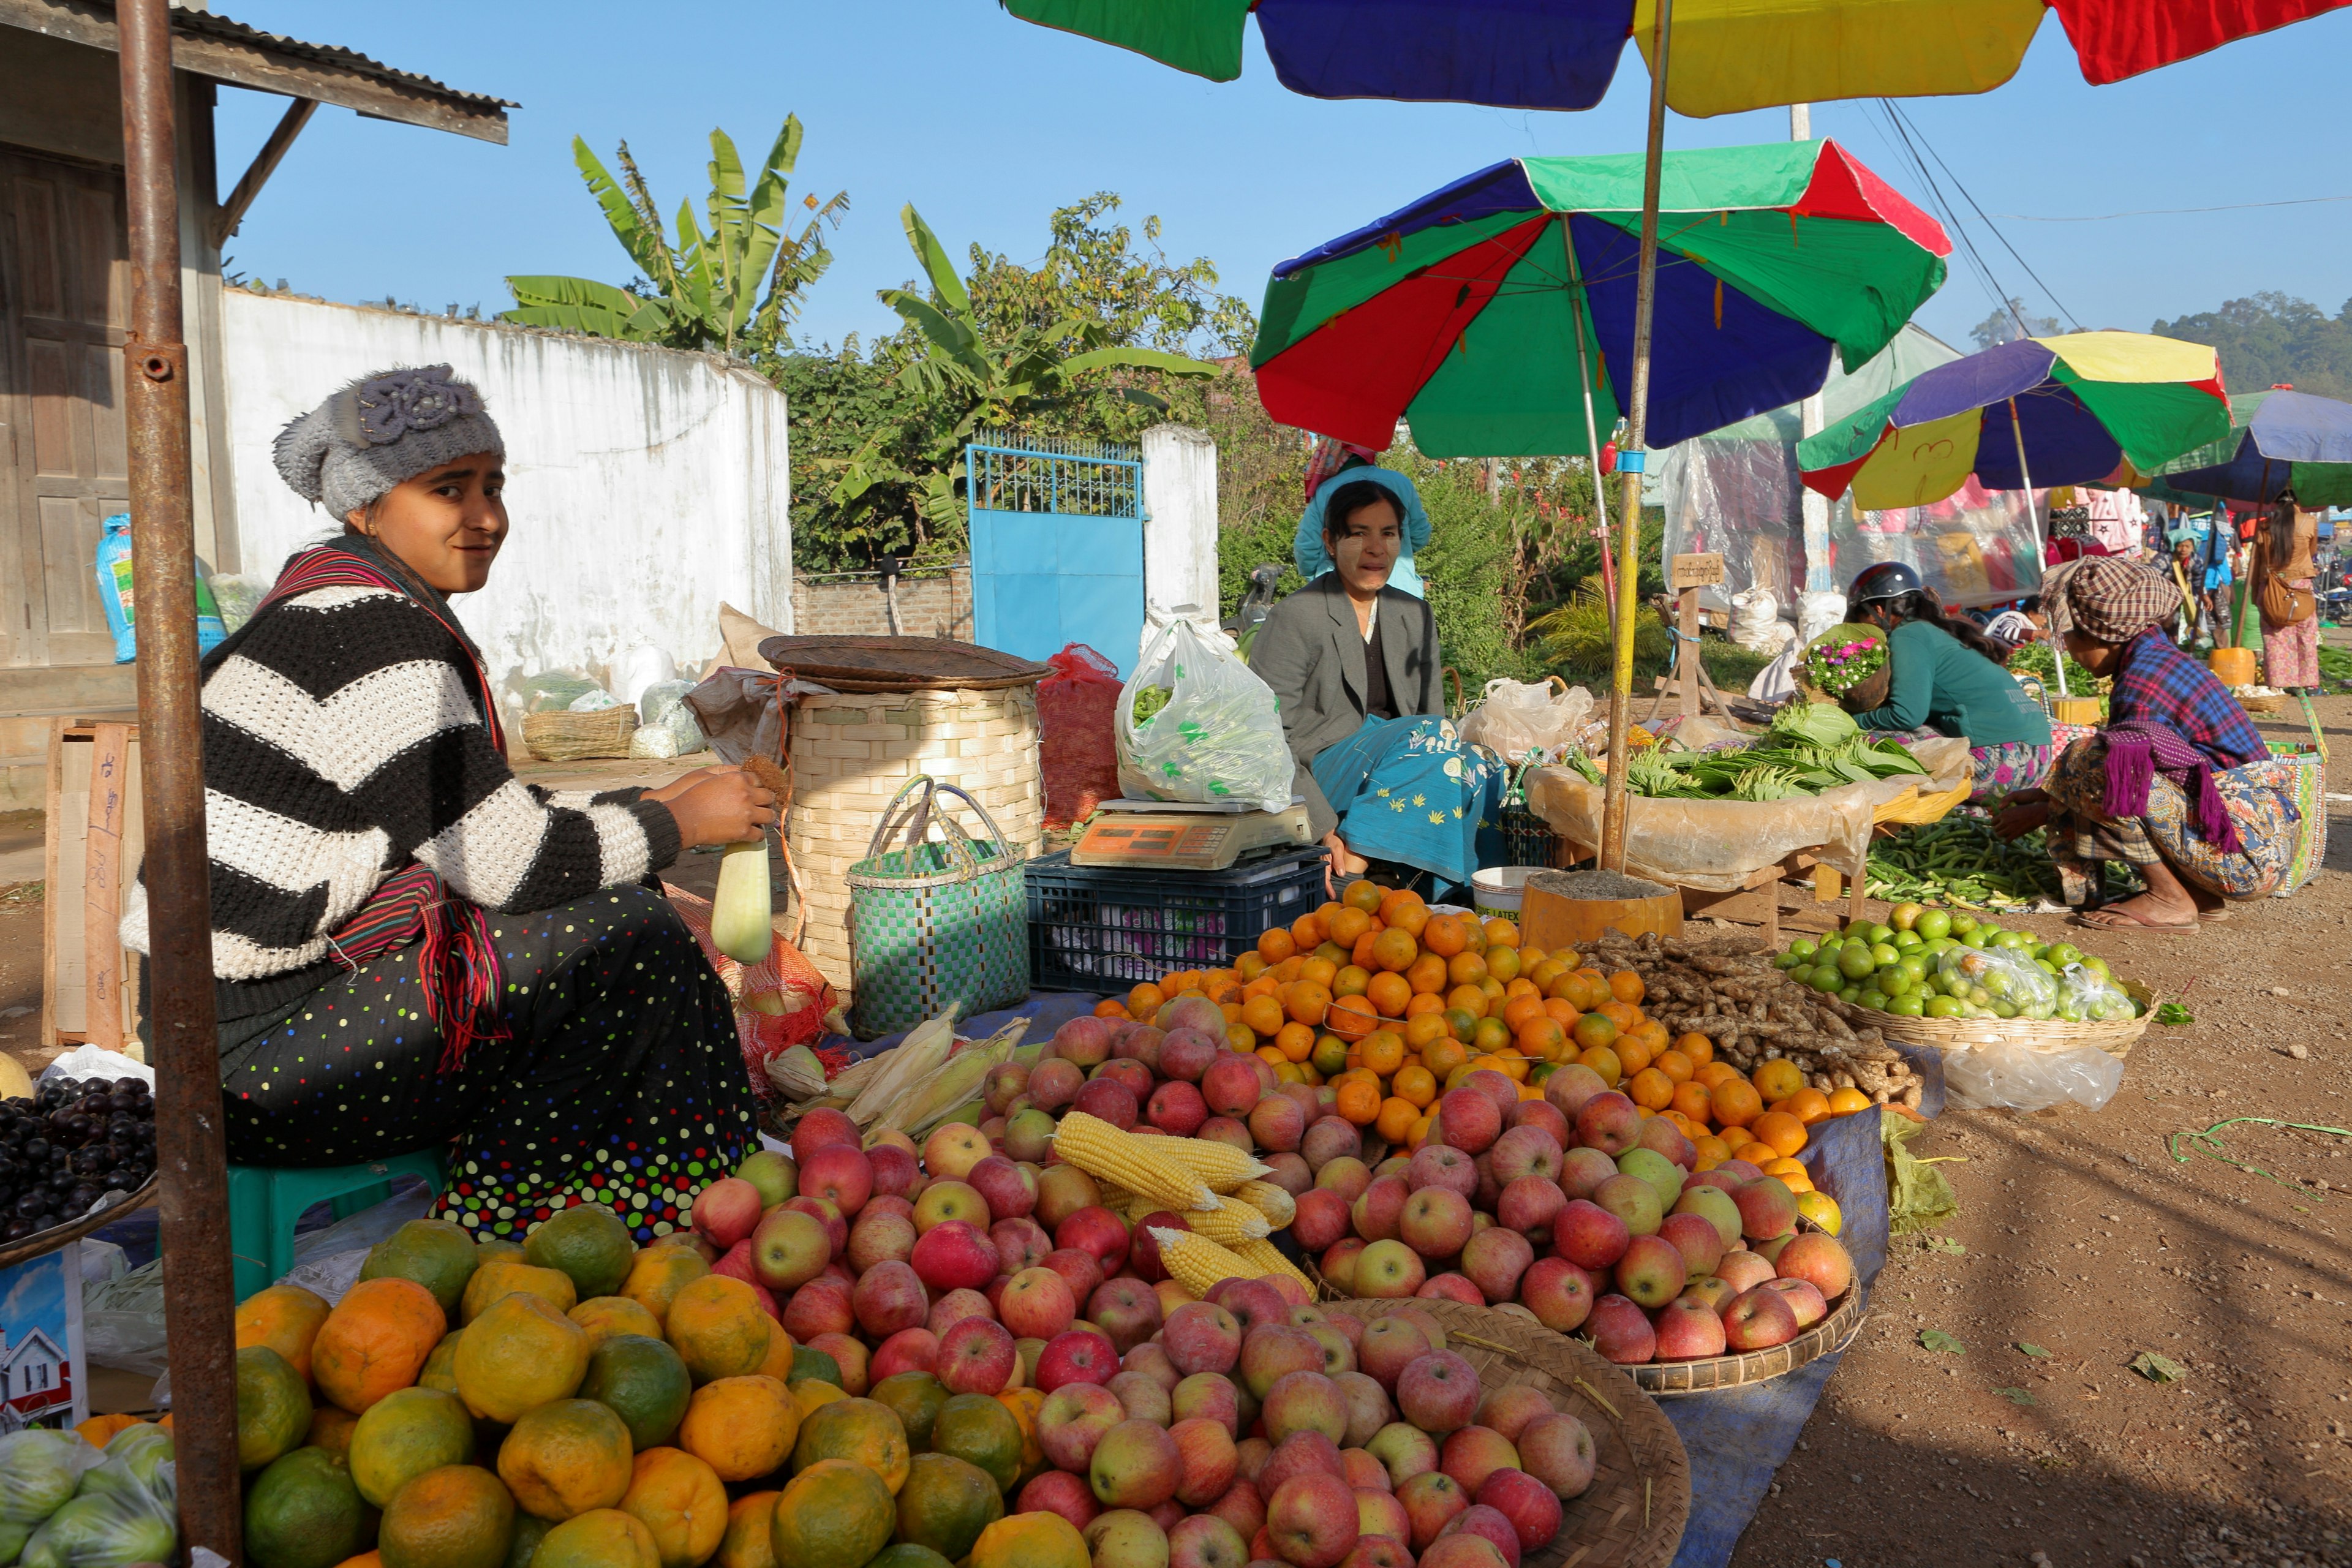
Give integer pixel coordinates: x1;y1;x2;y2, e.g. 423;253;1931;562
81;723;132;1050
1670;554;1724;721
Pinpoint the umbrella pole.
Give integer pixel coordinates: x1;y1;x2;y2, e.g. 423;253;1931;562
1559;218;1616;643
118;0;239;1556
1600;0;1673;872
2007;394;2067;697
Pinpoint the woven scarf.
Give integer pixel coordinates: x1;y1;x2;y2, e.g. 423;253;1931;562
1303;435;1381;502
253;543;509;1071
2102;717;2242;856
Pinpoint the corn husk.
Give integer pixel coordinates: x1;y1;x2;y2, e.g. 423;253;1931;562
764;1044;831;1101
841;1011;1030;1139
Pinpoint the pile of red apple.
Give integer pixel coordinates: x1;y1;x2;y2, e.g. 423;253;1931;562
1293;1069;1857;1366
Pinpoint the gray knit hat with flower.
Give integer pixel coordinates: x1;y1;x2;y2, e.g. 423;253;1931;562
272;364;504;520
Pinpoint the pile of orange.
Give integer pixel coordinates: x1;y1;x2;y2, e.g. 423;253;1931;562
1093;879;1882;1172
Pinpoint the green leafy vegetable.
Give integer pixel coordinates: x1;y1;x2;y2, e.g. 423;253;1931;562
1920;1329;1966;1354
1131;686;1171;726
2154;1001;2195;1026
1769;701;1862;747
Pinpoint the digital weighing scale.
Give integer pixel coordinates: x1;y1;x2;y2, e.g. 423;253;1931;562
1069;797;1316;871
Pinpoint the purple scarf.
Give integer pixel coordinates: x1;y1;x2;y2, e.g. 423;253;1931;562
2103;718;2242;854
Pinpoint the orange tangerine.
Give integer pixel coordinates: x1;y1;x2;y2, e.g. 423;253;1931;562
1407;1114;1435;1148
1380;891;1428;933
1224;1024;1257;1054
1256;1046;1288;1071
1527;959;1569;993
1405;991;1447;1020
1352;932;1381;970
1275;1022;1316;1062
1501;995;1547;1035
1608;971;1646;1006
1290;912;1329;950
1365;971;1414;1019
1471;1016;1512;1058
1627;1068;1675;1111
1596;1000;1642;1033
1406;954;1450;995
1402;1012;1450;1051
1575;1046;1622;1087
1773;1165;1816;1195
1571;1012;1618;1052
1484;946;1521;983
1421;914;1469;959
1660;1109;1700;1139
1241;976;1279;1002
1370;929;1419;974
1711;1078;1765;1128
1675;1033;1715;1066
1360;1031;1407;1077
1375;1097;1419;1142
1749;1110;1809;1158
1439;1008;1477;1044
1091;999;1126;1019
1542;997;1580;1027
1826;1087;1873;1117
1392;1064;1438;1108
1653;1049;1694;1084
1221;1001;1243;1023
1732;1140;1779;1168
1612;1035;1652;1077
1335;1080;1381;1126
1422;1038;1469;1081
1299;956;1340;990
1257;929;1296;963
1483;918;1520;949
1235;952;1267;981
1751;1059;1805;1104
1442;984;1488;1019
1314;940;1351;970
1272;956;1306;984
1671;1082;1714;1125
1127;983;1164;1016
1286;981;1332;1027
1333;965;1372;998
1502;977;1539;1004
1691;1134;1733;1169
1447;952;1489;989
1344;878;1387;913
1695;1060;1744;1090
1781;1087;1834;1125
1329;908;1374;948
1240;994;1286;1038
1515;1017;1568;1062
1325;995;1378;1042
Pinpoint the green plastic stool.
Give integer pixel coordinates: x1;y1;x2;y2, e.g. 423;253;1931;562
227;1150;449;1302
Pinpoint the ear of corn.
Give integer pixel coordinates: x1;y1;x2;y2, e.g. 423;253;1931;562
1152;1139;1272;1194
1052;1112;1216;1212
1148;1227;1259;1298
1233;1180;1297;1230
1182;1197;1271;1247
1235;1237;1316;1297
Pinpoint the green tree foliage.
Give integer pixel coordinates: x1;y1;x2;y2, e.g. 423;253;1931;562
2150;292;2352;401
770;350;946;571
503;119;848;357
814;202;1232;560
1968;297;2062;350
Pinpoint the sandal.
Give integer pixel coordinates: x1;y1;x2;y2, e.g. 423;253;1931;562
2071;906;2197;933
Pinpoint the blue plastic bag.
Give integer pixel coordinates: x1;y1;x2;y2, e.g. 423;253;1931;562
94;513;226;663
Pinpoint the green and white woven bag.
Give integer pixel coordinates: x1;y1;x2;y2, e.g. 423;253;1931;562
847;774;1029;1038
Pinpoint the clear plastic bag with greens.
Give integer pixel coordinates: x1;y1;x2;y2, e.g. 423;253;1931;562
7;1429;178;1568
2055;962;2138;1023
1117;618;1293;814
1936;944;2060;1018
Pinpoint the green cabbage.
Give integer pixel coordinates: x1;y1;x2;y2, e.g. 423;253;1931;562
0;1433;80;1526
1767;701;1861;747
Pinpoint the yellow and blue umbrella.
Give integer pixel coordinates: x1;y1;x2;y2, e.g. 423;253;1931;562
998;0;2352;114
1796;331;2233;510
2144;388;2352;508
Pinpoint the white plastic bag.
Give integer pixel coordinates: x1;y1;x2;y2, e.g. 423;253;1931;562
1798;589;1848;645
612;644;677;709
1729;589;1793;654
1457;677;1594;763
631;677;706;758
1749;641;1802;704
1943;1042;2124;1113
1117;619;1294;813
39;1045;151;1091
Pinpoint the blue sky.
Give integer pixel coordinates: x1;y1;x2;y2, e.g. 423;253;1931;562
211;1;2352;360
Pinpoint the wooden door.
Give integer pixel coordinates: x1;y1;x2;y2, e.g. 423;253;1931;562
0;146;130;670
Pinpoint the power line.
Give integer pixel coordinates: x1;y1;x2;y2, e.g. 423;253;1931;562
1991;193;2352;222
1870;102;2018;335
1884;102;2081;333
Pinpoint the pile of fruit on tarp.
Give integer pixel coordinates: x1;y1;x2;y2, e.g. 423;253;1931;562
1773;902;2141;1023
213;1096;1598;1568
0;1422;176;1567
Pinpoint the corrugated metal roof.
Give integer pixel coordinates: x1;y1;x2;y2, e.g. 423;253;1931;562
181;5;516;111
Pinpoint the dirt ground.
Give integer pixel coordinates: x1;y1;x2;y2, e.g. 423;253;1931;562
5;702;2350;1567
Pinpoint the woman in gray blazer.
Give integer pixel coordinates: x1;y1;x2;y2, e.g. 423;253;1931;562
1252;481;1497;892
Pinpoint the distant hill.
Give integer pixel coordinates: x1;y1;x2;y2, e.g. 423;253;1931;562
2150;292;2352;401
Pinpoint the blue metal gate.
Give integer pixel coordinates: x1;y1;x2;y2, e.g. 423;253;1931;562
967;432;1146;675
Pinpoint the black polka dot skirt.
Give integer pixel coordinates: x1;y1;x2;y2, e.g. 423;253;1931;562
221;884;756;1243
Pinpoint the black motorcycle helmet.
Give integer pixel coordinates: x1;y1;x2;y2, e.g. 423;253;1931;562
1848;561;1923;611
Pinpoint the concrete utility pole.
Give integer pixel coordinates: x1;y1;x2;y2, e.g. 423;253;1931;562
1792;102;1832;595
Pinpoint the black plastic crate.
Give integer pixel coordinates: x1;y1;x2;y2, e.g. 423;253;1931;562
1026;845;1331;992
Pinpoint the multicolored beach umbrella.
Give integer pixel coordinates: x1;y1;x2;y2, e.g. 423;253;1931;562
1248;140;1950;458
998;0;2352;114
1796;331;2234;510
2145;388;2352;508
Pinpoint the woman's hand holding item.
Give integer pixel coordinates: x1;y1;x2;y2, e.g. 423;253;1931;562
666;766;778;848
1994;787;2051;841
1322;829;1367;894
643;766;733;805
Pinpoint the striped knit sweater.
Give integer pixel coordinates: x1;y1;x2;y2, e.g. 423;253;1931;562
121;580;682;1019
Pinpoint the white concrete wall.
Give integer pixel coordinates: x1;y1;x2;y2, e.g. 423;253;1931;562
1139;423;1218;660
218;291;791;708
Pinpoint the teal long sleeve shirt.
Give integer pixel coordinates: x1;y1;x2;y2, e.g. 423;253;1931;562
1848;619;2052;748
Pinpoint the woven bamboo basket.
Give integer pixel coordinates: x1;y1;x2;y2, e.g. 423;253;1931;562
0;1175;157;1272
1321;1300;1689;1568
2239;692;2288;715
1866;978;2153;1059
521;706;635;761
1630;1281;1863;1395
787;687;1043;994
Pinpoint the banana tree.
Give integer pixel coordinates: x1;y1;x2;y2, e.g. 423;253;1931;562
829;205;1216;544
503;118;848;357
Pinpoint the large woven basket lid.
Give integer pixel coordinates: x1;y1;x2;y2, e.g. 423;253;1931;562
758;635;1052;692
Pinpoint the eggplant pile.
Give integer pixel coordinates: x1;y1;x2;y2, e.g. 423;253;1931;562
0;1076;153;1242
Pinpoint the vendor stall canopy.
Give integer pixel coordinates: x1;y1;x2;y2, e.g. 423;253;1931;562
1797;331;2233;512
1250;140;1950;458
2145;388;2352;508
998;0;2352;115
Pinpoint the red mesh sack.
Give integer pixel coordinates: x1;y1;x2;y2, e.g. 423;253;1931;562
1038;642;1124;828
665;881;837;1101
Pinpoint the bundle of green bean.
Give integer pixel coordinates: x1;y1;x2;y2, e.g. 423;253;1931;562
1865;815;2061;909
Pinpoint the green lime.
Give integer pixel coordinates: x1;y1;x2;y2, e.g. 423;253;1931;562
1892;929;1923;949
1856;990;1888;1011
1880;971;1913;998
1836;946;1877;981
1948;914;1978;937
578;1333;691;1450
360;1219;481;1316
1787;938;1818;960
1914;908;1951;940
243;1447;365;1568
1890;995;1926;1017
523;1203;636;1300
1898;954;1929;980
1773;951;1806;971
1924;996;1964;1018
1870;943;1900;967
2046;943;2082;967
1807;967;1844;993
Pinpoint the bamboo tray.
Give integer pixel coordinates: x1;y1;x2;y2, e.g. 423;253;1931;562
1863;978;2154;1060
756;635;1050;692
0;1174;158;1272
1629;1282;1862;1395
1322;1299;1689;1568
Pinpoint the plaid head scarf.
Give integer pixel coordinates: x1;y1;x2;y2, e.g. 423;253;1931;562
2044;555;2181;644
